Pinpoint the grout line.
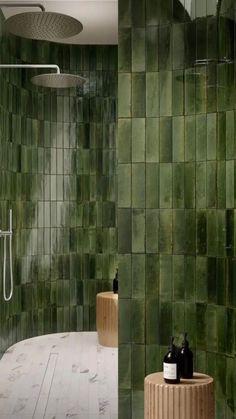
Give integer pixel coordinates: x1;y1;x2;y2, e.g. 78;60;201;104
33;352;58;419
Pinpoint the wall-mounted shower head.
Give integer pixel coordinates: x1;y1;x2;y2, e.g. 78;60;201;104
0;3;83;42
0;64;86;89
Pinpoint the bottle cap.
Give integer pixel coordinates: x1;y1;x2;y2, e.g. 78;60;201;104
182;332;189;348
169;336;176;351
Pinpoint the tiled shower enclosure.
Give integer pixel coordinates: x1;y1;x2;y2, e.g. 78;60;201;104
0;11;117;351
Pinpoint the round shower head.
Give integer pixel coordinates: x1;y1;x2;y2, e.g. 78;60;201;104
4;11;83;41
31;73;86;89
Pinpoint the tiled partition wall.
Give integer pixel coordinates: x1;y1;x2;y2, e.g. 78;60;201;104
118;1;236;418
0;11;117;354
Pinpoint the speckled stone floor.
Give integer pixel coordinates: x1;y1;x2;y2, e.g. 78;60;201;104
0;332;118;419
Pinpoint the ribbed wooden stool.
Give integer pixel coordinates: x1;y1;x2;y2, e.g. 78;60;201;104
96;292;118;348
144;372;214;419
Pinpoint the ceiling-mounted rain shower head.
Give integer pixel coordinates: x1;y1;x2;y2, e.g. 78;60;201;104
0;3;83;41
0;64;86;89
31;73;85;89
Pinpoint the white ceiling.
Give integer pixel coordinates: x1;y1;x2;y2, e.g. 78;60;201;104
2;0;118;45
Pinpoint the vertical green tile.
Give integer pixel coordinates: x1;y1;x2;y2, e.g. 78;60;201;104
132;209;145;253
160;117;172;163
132;255;145;298
146;27;159;71
118;119;131;163
146;72;159;117
119;73;131;117
146;118;159;162
172;116;184;162
132;163;145;208
132;73;146;117
146;210;159;253
160;163;172;208
118;164;131;207
160;71;172;116
146;163;159;208
159;210;172;254
173;164;184;208
132;118;145;162
207;113;217;160
185;115;196;162
132;29;145;72
119;29;131;72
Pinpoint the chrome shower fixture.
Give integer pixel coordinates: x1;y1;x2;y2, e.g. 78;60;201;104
0;64;86;88
0;2;83;41
0;209;13;302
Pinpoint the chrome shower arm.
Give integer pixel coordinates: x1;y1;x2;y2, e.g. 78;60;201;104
0;3;45;12
0;64;61;74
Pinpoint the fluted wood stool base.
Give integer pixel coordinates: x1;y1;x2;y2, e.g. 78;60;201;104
144;372;214;419
96;292;118;347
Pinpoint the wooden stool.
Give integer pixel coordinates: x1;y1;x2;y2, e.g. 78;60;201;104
96;292;118;347
144;372;214;419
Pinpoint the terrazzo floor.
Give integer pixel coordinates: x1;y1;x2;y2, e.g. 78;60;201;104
0;332;118;419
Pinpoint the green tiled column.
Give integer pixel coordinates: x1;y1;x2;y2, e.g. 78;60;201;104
118;1;236;418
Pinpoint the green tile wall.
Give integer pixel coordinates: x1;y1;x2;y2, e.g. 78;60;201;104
118;1;236;418
0;11;117;354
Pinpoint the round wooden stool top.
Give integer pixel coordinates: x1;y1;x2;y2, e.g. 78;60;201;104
144;372;215;419
96;292;118;348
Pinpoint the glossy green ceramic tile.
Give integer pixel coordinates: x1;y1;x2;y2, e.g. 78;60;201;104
132;163;145;208
173;210;185;254
159;255;172;301
146;211;159;253
132;210;145;253
184;163;195;208
132;29;145;72
132;118;145;162
132;254;145;298
173;255;185;301
119;299;131;343
146;118;159;162
159;163;172;208
158;25;172;70
119;344;131;388
159;210;172;254
118;164;131;208
146;164;159;209
146;0;159;26
185;115;196;162
131;300;145;343
173;164;184;208
146;72;159;117
196;114;207;161
132;73;145;117
160;117;172;163
119;29;131;72
172;70;184;116
118;73;131;117
146;27;159;71
118;119;131;163
159;71;172;116
172;116;184;162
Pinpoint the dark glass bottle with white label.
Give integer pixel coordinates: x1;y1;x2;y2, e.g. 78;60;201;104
163;337;180;384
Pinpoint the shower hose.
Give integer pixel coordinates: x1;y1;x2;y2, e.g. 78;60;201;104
1;209;13;301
